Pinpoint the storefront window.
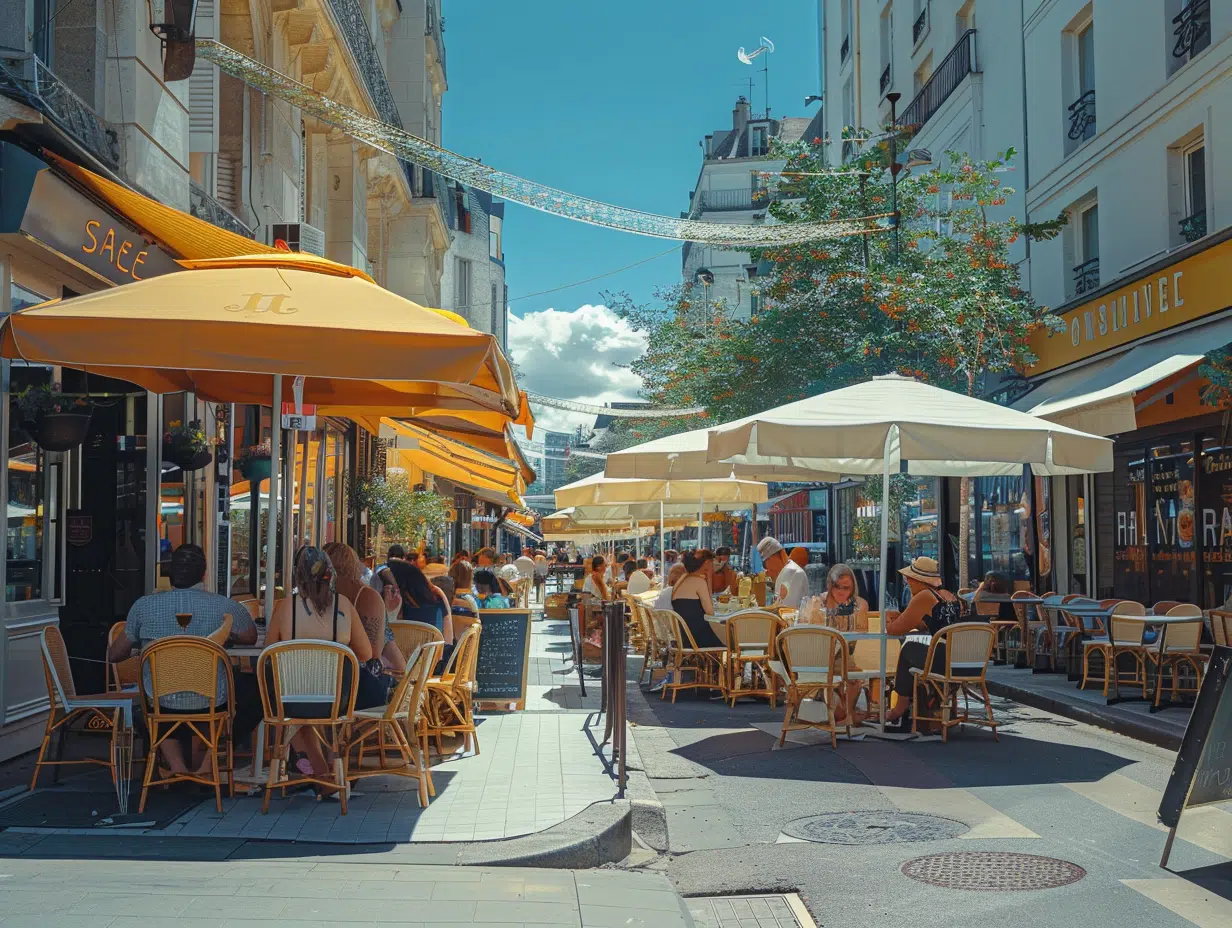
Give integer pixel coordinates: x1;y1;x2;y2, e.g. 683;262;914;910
1067;475;1088;595
1112;449;1150;604
1148;442;1196;603
1199;437;1232;607
970;476;1031;585
7;365;51;601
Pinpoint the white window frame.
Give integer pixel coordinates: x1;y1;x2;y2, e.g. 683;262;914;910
1182;138;1206;218
454;257;473;315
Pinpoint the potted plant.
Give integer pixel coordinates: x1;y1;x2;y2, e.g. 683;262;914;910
16;383;92;451
162;419;214;472
237;439;272;481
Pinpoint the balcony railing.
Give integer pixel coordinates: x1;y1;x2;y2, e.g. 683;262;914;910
880;65;892;95
840;36;850;63
189;181;254;238
1073;258;1100;296
0;53;119;168
425;0;447;81
913;6;929;44
696;189;778;212
1067;89;1096;142
1179;209;1207;243
899;30;977;132
1172;0;1211;60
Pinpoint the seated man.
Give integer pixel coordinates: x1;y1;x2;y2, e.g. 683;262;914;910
108;544;260;776
627;558;654;595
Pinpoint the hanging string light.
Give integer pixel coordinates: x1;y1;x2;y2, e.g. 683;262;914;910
196;40;893;247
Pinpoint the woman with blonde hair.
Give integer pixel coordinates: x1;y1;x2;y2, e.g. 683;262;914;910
823;562;870;725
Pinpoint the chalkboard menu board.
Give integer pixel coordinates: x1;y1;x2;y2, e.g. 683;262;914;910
474;608;533;706
1158;646;1232;864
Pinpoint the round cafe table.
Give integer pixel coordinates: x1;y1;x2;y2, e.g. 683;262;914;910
1106;613;1204;708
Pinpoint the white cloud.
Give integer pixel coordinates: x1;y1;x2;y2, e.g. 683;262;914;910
507;304;646;435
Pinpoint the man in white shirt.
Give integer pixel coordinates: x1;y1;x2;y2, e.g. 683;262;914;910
756;537;808;610
515;547;536;582
627;558;653;595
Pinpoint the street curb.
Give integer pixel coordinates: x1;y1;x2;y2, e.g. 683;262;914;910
986;678;1182;751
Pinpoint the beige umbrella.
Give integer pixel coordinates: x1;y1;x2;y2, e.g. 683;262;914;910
604;425;839;482
704;374;1114;731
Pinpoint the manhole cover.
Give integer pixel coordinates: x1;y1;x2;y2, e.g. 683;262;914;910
782;811;969;845
901;852;1087;891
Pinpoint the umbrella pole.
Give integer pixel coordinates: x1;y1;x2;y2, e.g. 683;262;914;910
660;501;666;579
698;484;705;551
633;519;639;560
264;375;282;622
878;427;893;731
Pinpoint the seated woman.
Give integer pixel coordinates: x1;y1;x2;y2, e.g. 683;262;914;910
474;569;511;608
882;557;968;729
581;555;609;601
822;563;870;725
614;559;638;598
265;547;383;790
671;549;723;649
323;542;404;675
971;571;1015;620
389;559;455;672
448;560;481;616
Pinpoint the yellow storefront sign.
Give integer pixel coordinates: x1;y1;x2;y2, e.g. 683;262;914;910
1028;236;1232;375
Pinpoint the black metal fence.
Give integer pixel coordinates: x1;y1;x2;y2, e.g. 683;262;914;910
600;601;628;797
900;29;978;132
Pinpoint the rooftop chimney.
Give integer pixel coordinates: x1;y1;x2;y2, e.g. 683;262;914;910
733;96;751;136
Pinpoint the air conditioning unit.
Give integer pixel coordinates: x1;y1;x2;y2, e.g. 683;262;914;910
268;222;325;256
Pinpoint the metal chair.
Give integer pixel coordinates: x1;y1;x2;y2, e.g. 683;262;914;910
426;622;482;757
774;626;849;749
726;610;779;708
657;610;725;703
138;636;235;813
349;641;442;807
256;640;359;814
910;623;998;742
31;625;135;791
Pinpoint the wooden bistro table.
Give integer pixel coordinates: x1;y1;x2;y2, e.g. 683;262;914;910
1106;613;1205;709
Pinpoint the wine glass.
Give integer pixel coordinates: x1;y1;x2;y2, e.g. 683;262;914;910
175;613;192;630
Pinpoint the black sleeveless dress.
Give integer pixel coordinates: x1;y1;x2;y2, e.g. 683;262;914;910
671;596;723;649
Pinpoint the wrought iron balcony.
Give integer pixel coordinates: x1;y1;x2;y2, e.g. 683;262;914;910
1172;0;1211;61
840;36;850;64
0;53;119;168
1067;89;1096;142
1179;209;1207;243
913;6;929;44
189;181;254;238
425;0;447;81
900;30;977;132
696;189;779;212
880;65;892;95
1073;258;1100;296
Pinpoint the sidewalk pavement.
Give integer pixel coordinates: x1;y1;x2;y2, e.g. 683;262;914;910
0;612;620;852
985;665;1187;750
0;855;694;927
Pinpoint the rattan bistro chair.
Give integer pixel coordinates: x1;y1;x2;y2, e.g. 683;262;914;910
726;610;780;708
388;620;444;674
107;621;141;694
349;641;442;807
426;622;482;757
514;577;532;609
774;626;850;749
657;610;725;702
257;640;359;814
910;623;998;743
32;625;136;790
1212;610;1232;647
1146;605;1206;708
138;636;236;812
1085;602;1149;697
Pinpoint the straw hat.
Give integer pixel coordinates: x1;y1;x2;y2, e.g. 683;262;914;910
899;556;942;587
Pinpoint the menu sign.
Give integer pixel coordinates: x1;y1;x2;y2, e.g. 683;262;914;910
474;608;533;705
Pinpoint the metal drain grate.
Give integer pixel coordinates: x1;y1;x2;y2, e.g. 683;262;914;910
686;893;817;928
901;852;1087;891
782;811;969;845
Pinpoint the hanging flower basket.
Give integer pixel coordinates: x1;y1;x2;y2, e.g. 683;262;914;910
237;440;273;481
28;412;93;452
163;446;213;472
162;419;215;472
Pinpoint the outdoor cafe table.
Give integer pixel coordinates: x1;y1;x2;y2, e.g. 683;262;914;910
1106;613;1205;709
958;592;1050;669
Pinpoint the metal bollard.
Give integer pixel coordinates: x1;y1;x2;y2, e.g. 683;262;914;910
600;601;628;797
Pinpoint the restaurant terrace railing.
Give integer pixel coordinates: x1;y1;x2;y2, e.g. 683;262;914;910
1179;209;1207;244
0;53;119;168
899;29;977;133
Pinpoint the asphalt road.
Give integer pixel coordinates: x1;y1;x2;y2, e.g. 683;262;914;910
623;678;1232;928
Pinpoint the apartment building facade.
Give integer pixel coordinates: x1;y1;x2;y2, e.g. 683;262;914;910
440;184;508;343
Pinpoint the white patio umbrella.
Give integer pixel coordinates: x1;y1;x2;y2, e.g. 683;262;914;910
705;374;1114;730
604;425;839;482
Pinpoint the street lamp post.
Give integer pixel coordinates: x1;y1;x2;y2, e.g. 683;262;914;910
886;92;902;263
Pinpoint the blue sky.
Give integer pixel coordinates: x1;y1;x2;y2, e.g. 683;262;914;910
443;1;822;429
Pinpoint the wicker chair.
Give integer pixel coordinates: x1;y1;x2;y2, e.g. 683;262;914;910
138;636;235;813
1081;601;1143;695
388;620;444;672
1212;610;1232;647
633;600;662;686
910;623;998;742
726;610;780;708
31;625;136;790
107;621;141;694
206;614;233;647
1146;605;1206;707
1106;604;1152;698
426;623;482;757
513;577;532;609
657;610;725;703
349;641;442;807
256;640;359;814
774;626;850;749
237;599;262;621
1151;601;1182;616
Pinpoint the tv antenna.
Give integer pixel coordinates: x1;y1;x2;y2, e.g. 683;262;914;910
737;37;774;116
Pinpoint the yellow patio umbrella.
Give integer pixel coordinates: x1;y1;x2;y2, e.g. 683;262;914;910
0;252;519;414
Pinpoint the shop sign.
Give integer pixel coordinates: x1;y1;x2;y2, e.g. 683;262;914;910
19;171;181;285
1028;236;1232;375
66;511;91;546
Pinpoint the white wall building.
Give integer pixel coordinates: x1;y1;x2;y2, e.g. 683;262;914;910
440;185;507;343
682;97;815;320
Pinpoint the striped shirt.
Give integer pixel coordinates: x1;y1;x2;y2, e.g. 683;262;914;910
125;586;256;710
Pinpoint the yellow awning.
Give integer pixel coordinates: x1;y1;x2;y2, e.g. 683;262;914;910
48;152;279;260
0;253;519;414
330;392;535;441
382;418;525;505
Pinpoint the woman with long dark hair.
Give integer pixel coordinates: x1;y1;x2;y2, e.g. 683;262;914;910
388;558;455;669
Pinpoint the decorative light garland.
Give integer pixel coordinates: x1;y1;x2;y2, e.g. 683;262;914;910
196;41;892;247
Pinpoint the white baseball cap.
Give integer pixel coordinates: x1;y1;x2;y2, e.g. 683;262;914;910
756;537;784;559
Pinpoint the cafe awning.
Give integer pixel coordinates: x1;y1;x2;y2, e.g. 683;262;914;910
1018;314;1232;436
381;418;526;504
